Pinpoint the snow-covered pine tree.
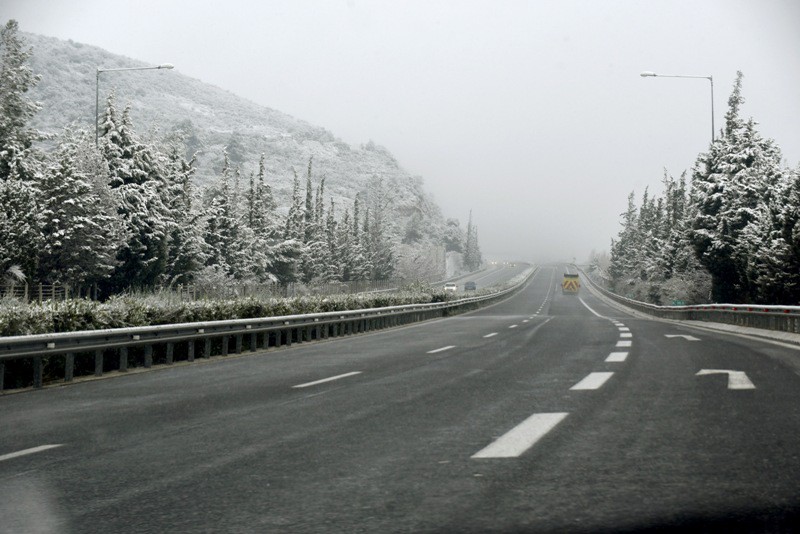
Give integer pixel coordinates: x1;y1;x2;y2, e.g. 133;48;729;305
0;20;42;183
463;210;482;271
36;130;119;287
162;139;206;286
690;72;786;302
202;151;246;279
0;20;43;282
608;192;639;289
98;98;173;290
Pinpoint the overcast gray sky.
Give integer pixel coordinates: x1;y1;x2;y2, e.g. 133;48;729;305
5;0;800;262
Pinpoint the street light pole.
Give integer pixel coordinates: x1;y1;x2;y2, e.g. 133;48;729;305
95;63;174;146
640;71;715;143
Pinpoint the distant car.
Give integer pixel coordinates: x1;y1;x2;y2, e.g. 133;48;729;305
444;283;458;292
464;281;477;291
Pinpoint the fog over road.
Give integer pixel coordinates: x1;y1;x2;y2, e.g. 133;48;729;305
2;265;800;532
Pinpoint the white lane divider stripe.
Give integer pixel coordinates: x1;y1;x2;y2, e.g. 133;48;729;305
509;324;518;329
620;332;633;338
471;413;569;458
0;444;63;462
483;333;498;338
427;345;456;354
618;327;630;332
570;372;614;390
606;352;629;362
616;340;632;347
292;371;362;389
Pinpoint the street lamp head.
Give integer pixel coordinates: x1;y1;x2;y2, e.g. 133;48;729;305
640;71;657;77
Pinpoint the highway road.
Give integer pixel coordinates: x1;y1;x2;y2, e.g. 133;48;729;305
2;265;800;533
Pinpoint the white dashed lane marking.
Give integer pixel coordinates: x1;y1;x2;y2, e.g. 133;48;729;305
427;346;456;354
570;372;614;390
606;352;629;363
293;371;362;389
471;413;569;458
483;333;498;338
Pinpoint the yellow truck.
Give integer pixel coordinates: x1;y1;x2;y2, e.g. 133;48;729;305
562;273;580;295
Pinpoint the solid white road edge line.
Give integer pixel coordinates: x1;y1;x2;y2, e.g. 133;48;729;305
292;371;363;389
578;297;606;318
0;444;64;463
471;413;569;459
570;372;614;390
606;352;629;362
427;345;456;354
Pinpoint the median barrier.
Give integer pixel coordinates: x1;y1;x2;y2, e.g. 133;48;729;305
0;267;536;393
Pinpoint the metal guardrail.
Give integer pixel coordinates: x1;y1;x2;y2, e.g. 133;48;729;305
579;268;800;335
0;268;536;392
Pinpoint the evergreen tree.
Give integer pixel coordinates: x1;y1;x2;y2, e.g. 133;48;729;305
0;163;41;280
100;100;171;290
203;151;246;279
690;72;785;302
0;20;43;282
609;192;640;287
36;130;119;287
463;210;482;271
162;140;205;285
0;20;42;183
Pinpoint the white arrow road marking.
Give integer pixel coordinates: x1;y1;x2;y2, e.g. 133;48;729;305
0;444;64;463
696;369;755;390
665;334;701;341
292;371;362;389
471;413;569;458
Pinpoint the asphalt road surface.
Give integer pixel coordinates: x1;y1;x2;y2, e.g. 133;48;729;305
2;265;800;533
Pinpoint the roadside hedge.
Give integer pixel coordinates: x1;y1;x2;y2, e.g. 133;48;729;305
0;289;458;337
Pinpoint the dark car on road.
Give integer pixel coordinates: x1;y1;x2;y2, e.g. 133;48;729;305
464;281;477;291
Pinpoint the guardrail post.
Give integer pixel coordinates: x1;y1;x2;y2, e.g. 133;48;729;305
203;338;211;358
166;343;174;365
262;332;271;350
144;345;153;368
0;362;5;392
250;332;257;352
286;329;293;347
33;356;43;388
187;340;195;362
275;331;283;349
221;336;229;357
235;334;243;354
119;347;128;372
95;350;103;376
65;353;74;382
